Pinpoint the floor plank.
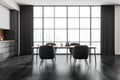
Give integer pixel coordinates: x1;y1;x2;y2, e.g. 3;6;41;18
0;55;120;80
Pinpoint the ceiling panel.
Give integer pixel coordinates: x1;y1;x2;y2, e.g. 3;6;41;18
13;0;120;5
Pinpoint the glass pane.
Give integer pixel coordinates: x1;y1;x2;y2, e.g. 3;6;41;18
34;30;42;41
34;7;42;17
55;7;66;17
34;18;42;28
91;43;100;53
44;42;55;45
68;7;79;17
80;18;90;28
44;7;54;17
33;43;42;54
55;30;66;41
68;30;79;41
55;43;66;47
92;30;100;41
80;7;90;17
91;7;101;17
69;41;79;44
68;18;79;28
80;42;90;46
56;49;67;54
55;43;67;54
33;43;42;47
43;42;47;45
80;30;90;41
44;18;54;28
44;30;54;41
91;18;101;28
55;18;66;28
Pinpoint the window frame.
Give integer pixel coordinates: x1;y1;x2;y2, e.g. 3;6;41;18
33;6;101;54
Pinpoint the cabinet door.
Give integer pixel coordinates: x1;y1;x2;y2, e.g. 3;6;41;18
0;5;10;29
0;41;17;60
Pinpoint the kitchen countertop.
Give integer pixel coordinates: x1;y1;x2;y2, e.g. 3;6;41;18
0;40;16;43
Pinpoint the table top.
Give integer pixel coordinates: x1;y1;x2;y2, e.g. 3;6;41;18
32;45;96;49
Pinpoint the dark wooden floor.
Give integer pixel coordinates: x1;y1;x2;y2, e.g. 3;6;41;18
0;55;120;80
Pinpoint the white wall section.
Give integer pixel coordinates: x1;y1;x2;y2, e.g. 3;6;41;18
0;0;19;11
115;6;120;55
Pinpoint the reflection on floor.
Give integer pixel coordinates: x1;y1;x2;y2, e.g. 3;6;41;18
0;55;120;80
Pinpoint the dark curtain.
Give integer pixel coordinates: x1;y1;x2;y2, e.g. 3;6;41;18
20;5;33;55
101;5;115;55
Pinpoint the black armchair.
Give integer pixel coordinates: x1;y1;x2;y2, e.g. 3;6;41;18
72;45;88;65
69;43;80;54
69;43;80;59
39;46;55;65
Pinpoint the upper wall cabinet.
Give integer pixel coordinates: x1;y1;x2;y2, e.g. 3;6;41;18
0;5;10;30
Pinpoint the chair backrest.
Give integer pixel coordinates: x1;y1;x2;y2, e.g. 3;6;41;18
46;43;57;52
46;43;56;46
73;46;88;59
70;43;80;46
69;43;80;54
39;46;55;59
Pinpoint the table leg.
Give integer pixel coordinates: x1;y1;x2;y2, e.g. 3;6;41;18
36;48;39;63
89;49;91;63
94;48;97;67
66;48;68;62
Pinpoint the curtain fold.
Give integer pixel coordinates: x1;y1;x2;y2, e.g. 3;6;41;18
20;6;33;55
101;5;115;55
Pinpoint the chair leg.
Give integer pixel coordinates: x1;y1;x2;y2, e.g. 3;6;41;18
85;59;88;66
70;54;72;60
89;54;91;63
39;59;43;70
73;59;76;65
40;59;43;65
85;59;90;71
79;60;81;64
52;59;55;65
54;56;56;61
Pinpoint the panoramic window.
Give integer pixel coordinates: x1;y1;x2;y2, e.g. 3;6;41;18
33;6;101;54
